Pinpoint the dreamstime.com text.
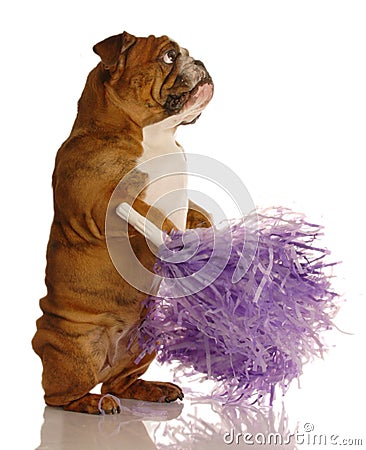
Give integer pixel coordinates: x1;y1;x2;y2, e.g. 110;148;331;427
223;423;363;446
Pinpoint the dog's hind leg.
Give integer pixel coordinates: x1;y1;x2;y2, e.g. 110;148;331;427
100;339;184;404
32;326;118;414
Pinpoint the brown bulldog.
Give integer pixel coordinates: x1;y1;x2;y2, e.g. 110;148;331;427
32;31;213;414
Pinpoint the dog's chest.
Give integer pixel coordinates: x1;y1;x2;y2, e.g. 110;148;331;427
137;122;188;230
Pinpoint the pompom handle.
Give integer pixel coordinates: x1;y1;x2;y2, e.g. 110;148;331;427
116;202;165;248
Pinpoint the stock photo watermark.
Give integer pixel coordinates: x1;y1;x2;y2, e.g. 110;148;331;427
223;423;363;447
106;152;258;296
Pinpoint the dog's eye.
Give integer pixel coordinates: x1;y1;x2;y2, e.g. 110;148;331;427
163;50;177;64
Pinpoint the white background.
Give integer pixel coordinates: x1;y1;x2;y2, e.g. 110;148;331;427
1;1;365;448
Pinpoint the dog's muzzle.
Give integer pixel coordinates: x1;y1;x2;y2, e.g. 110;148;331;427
165;59;213;114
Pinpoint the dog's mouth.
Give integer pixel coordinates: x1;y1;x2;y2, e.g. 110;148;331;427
164;78;213;117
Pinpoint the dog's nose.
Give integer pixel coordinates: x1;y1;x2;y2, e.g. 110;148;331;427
194;60;211;83
194;60;205;68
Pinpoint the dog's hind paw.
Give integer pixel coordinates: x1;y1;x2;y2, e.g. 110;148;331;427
62;393;121;415
117;379;184;403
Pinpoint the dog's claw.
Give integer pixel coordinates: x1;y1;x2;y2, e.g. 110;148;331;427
111;405;122;414
165;390;184;403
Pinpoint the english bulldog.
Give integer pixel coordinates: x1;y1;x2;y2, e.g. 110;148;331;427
32;31;213;414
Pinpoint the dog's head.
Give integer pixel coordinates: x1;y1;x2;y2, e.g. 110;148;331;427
93;31;213;127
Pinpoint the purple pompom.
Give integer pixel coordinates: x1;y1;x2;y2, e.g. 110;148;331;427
134;208;339;404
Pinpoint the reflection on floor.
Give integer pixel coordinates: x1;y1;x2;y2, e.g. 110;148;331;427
37;397;296;450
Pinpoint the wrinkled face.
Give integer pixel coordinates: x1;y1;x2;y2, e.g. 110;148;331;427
93;32;213;127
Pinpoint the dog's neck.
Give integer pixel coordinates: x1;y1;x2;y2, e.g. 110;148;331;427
138;119;188;231
142;120;183;158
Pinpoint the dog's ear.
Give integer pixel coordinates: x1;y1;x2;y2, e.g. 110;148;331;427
93;31;137;72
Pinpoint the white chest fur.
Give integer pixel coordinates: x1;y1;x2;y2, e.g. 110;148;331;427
137;119;188;231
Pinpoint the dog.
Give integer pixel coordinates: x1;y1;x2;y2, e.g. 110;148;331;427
32;31;213;414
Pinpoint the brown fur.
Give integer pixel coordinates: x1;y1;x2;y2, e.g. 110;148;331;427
32;32;212;414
